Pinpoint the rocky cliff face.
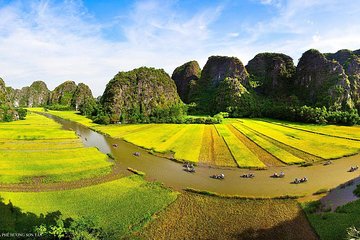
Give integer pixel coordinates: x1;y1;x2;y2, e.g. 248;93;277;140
101;67;182;121
190;56;250;113
71;83;94;110
0;80;49;107
171;61;201;103
0;78;6;104
325;49;360;111
246;53;295;97
295;49;353;110
25;81;50;107
50;81;77;106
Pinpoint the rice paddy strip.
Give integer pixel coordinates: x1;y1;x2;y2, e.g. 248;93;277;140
240;119;360;159
0;139;83;150
261;119;360;141
199;125;237;167
0;113;77;140
237;121;322;162
232;123;304;164
227;124;283;167
0;175;178;239
30;108;96;127
215;124;266;168
0;112;113;184
121;124;186;150
170;125;204;162
96;124;158;138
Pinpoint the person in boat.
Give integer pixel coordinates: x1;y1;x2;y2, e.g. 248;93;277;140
349;166;358;172
272;172;279;178
324;160;332;165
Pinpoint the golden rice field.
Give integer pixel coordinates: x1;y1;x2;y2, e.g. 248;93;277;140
239;119;360;159
232;123;304;164
30;109;360;168
0;112;112;183
215;124;266;168
264;119;360;140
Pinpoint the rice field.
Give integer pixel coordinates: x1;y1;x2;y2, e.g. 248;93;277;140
0;175;178;239
215;124;266;168
239;119;360;160
198;125;237;166
137;192;317;240
0;112;112;183
28;109;360;168
232;123;305;164
264;119;360;140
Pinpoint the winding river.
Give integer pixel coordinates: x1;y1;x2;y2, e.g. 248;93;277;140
2;113;360;207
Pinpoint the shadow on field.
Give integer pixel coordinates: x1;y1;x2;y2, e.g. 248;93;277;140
137;192;319;240
234;213;318;240
0;196;72;235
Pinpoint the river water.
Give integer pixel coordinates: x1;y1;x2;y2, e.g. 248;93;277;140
43;113;360;202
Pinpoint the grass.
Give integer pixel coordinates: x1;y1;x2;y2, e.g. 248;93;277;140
0;112;112;183
232;123;304;164
137;192;317;240
199;125;237;167
240;119;360;159
215;124;266;168
303;199;360;240
0;175;178;239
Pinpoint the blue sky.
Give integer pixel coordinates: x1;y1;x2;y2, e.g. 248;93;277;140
0;0;359;96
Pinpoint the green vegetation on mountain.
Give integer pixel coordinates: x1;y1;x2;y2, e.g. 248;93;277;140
246;52;296;97
189;56;250;114
50;81;77;106
2;48;360;125
171;60;201;103
295;49;353;110
101;67;186;123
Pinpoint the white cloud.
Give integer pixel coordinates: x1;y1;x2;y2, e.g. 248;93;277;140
0;0;223;96
0;0;359;96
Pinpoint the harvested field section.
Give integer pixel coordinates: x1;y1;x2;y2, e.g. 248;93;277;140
227;124;283;167
215;125;266;168
232;123;304;164
138;193;318;240
199;125;237;167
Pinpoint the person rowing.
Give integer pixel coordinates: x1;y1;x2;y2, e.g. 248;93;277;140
241;173;255;178
349;166;359;172
210;173;225;179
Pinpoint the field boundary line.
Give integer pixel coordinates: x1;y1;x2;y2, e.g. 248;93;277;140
230;123;291;165
237;120;323;162
227;124;283;167
220;135;240;168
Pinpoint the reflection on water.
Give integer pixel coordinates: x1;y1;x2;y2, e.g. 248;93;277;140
42;112;360;200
